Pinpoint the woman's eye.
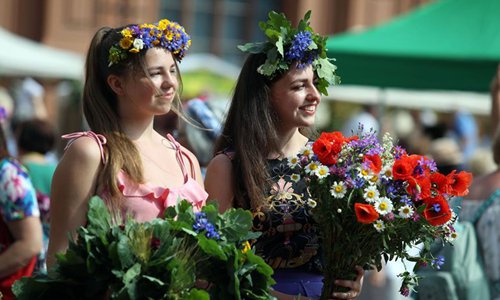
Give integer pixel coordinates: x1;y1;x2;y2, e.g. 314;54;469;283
149;72;161;76
170;68;177;75
293;84;305;90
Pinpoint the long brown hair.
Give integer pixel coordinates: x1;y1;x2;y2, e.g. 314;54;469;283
214;53;282;210
82;26;184;209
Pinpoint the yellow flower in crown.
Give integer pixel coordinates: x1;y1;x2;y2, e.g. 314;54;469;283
119;37;133;49
121;28;133;38
157;19;171;30
108;18;191;67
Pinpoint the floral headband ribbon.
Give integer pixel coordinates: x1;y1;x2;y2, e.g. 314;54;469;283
108;19;191;67
238;11;340;95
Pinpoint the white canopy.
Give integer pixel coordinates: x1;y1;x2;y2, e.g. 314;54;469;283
327;85;490;115
0;27;84;80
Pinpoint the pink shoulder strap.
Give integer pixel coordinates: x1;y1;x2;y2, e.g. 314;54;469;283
166;133;196;181
61;131;107;164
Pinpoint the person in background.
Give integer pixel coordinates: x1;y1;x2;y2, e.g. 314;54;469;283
178;96;224;177
15;118;57;273
451;109;478;165
46;18;207;269
459;68;500;299
0;107;43;300
341;104;380;137
205;11;363;300
427;137;465;175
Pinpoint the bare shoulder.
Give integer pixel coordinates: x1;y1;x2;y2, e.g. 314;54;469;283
205;154;235;212
61;135;104;164
55;136;104;182
206;153;233;176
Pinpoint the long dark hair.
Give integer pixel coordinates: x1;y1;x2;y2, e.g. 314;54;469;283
82;26;184;209
214;53;282;209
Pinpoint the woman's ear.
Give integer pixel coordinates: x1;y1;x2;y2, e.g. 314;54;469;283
107;74;125;96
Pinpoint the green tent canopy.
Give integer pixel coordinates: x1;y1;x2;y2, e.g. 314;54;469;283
326;0;500;92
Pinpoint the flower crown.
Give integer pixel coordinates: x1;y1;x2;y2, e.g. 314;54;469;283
108;19;191;67
238;11;339;95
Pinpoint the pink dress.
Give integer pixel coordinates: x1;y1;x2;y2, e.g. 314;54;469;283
62;131;207;222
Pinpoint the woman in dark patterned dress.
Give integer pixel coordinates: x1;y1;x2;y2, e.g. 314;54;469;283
205;11;364;300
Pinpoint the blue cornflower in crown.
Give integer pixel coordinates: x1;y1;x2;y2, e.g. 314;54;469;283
108;19;191;67
238;10;340;95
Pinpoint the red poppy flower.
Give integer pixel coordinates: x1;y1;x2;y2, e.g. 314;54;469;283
430;172;448;194
405;176;431;201
392;156;416;181
446;170;472;197
355;203;380;224
422;195;452;226
313;132;345;166
364;154;382;174
313;138;335;165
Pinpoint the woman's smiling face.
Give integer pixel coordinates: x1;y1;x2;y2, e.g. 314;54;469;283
270;63;321;131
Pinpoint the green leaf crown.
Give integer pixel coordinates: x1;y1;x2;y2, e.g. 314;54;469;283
238;10;340;95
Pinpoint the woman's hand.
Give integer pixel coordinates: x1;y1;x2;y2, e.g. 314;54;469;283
331;266;364;299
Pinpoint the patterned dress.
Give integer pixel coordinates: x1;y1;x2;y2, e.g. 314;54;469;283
252;158;321;272
0;158;39;300
237;156;324;298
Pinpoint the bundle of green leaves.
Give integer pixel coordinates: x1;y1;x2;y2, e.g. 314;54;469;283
13;197;276;300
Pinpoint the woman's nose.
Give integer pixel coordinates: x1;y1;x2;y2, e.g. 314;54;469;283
308;85;321;102
162;72;177;89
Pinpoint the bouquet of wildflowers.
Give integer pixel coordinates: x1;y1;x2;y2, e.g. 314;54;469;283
14;197;275;300
287;130;472;299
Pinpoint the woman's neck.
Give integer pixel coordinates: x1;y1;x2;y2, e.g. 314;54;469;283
269;128;308;159
120;117;157;143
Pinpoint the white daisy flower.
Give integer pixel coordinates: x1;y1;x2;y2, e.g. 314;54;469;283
307;199;317;208
133;38;144;50
305;161;320;175
363;186;379;203
299;145;314;158
381;165;393;180
398;205;414;218
287;155;300;168
374;220;385;232
330;181;347;198
358;167;372;180
374;197;393;215
290;173;301;182
368;174;380;185
445;230;458;242
315;165;330;179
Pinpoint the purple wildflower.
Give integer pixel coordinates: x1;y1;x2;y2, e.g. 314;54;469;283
431;255;445;270
394;146;407;159
193;212;220;240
